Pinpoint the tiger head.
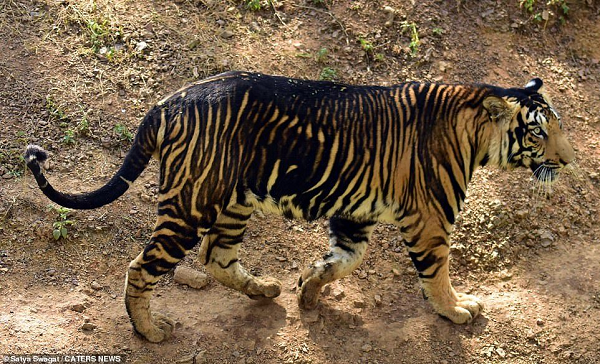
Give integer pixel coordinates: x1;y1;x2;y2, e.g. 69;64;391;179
483;78;575;183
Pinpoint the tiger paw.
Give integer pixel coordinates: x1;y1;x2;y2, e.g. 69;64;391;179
245;276;282;299
437;293;484;324
139;312;175;343
296;274;322;310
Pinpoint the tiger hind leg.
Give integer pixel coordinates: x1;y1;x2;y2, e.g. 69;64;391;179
199;203;282;299
297;217;375;309
125;218;202;343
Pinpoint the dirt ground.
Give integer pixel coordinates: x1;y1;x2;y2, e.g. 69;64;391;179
1;0;599;363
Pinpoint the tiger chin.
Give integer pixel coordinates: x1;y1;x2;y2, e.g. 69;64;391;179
24;72;574;342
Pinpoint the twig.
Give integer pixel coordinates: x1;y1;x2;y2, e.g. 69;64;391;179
269;1;287;26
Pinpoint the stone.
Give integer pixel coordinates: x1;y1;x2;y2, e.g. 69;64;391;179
174;266;209;289
90;281;102;291
353;299;366;308
80;323;96;331
70;303;86;313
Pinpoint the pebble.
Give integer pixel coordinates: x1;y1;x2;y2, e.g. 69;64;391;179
374;294;382;306
80;323;97;331
135;41;148;52
220;30;235;39
173;266;209;289
361;344;372;353
332;288;345;300
90;281;102;291
353;299;366;308
498;270;513;281
70;303;86;313
537;318;544;326
496;347;506;358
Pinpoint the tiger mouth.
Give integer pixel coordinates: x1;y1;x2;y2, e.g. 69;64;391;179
530;163;559;183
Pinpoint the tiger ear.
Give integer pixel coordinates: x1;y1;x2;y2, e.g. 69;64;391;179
524;78;544;93
483;95;512;122
525;78;555;108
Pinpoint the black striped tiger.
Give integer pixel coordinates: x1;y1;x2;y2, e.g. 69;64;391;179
24;71;575;342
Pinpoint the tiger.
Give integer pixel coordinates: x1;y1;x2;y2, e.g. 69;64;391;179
24;71;575;342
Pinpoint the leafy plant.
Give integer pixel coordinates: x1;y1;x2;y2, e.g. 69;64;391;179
400;21;420;56
45;95;68;121
319;67;337;81
63;129;76;145
48;205;74;240
114;123;133;142
519;0;570;25
359;38;374;53
246;0;261;11
432;27;444;36
316;47;329;64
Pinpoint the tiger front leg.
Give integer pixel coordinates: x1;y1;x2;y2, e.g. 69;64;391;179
297;218;375;309
407;236;484;323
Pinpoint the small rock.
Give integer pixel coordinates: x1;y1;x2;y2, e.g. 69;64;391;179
135;41;148;52
70;303;86;313
496;347;506;358
374;294;382;306
361;344;372;352
90;281;102;291
353;299;366;308
220;30;235;39
540;230;554;247
536;318;544;326
516;209;529;219
80;322;97;331
173;266;209;289
30;308;38;313
332;288;345;300
498;269;513;281
392;268;401;277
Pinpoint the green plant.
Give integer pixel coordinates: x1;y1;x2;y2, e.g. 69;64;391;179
319;67;337;81
246;0;261;11
63;129;76;145
521;0;535;12
359;37;374;53
374;53;385;62
48;205;74;240
114;123;133;142
432;27;444;36
66;3;122;54
316;47;329;64
45;95;68;121
519;0;570;24
400;21;420;56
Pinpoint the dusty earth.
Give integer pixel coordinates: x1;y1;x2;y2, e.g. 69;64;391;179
1;0;600;363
